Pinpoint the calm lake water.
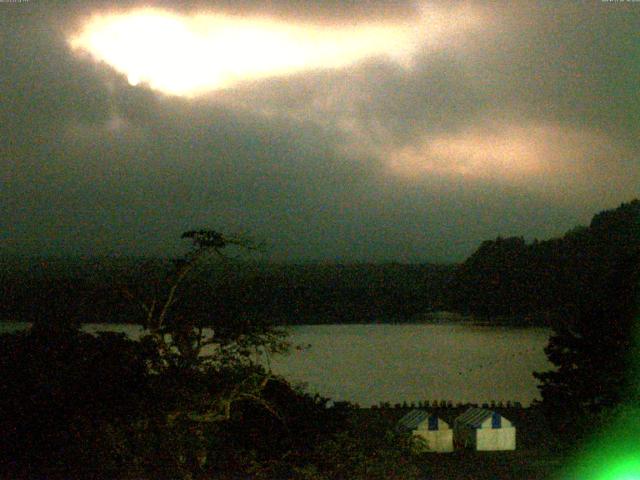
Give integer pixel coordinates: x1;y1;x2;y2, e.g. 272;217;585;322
1;322;552;407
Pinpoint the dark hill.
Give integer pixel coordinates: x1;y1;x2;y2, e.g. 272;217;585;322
0;258;455;325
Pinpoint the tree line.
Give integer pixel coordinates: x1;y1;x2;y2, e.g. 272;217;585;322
445;199;640;326
0;258;454;325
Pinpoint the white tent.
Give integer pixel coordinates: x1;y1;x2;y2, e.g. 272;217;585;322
396;409;453;453
453;408;516;451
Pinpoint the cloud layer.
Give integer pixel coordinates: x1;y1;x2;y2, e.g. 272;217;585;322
1;1;638;261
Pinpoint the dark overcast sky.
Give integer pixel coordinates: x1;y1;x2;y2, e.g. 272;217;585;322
1;1;638;262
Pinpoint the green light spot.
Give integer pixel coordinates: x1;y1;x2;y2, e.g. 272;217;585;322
596;458;640;480
557;405;640;480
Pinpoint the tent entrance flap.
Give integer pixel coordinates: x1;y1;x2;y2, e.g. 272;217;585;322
492;412;501;429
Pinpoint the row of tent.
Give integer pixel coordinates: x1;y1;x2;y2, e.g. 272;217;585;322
397;408;516;452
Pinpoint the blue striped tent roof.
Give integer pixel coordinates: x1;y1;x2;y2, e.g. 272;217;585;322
455;408;512;429
397;409;449;432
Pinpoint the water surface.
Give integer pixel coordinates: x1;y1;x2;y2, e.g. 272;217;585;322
270;324;551;406
1;322;551;406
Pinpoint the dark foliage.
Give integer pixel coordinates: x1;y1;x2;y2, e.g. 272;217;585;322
0;260;454;325
446;236;533;317
0;230;425;479
447;199;640;324
0;324;154;479
532;199;640;438
0;322;421;479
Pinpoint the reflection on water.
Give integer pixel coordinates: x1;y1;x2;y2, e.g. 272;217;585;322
1;322;551;406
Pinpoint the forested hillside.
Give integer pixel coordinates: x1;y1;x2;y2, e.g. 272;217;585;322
446;199;640;324
0;259;454;325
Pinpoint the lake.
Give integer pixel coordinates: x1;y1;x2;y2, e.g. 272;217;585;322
1;322;552;407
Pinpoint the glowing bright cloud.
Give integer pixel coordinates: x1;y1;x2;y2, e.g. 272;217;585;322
387;123;620;184
68;6;481;96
